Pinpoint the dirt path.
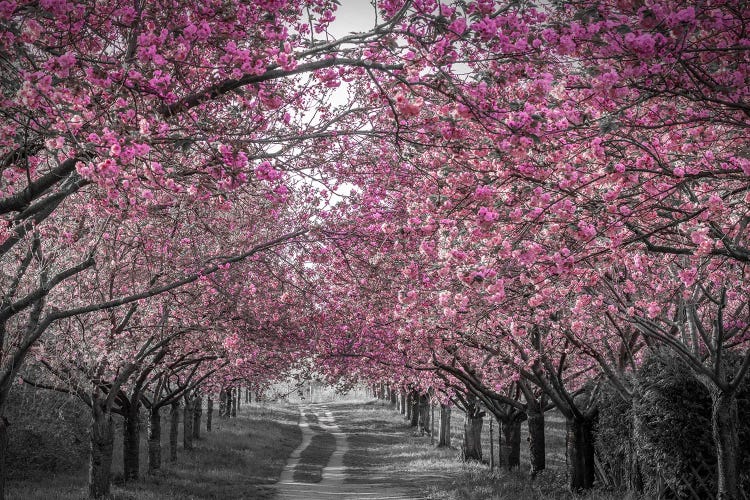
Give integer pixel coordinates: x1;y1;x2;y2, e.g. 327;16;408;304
274;402;419;499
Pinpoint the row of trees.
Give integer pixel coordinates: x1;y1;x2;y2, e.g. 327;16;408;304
1;0;748;499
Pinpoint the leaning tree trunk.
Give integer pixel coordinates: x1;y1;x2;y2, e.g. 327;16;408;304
206;398;213;432
500;416;521;470
89;403;115;499
122;403;141;481
169;401;179;461
438;405;451;447
148;407;162;473
527;404;546;475
409;393;419;427
566;416;596;491
462;411;483;461
711;388;740;500
192;395;202;440
183;396;194;450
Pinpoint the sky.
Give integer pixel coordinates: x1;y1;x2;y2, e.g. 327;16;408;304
328;0;380;38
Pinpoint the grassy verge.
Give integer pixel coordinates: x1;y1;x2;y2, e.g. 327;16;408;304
7;404;301;500
337;400;626;500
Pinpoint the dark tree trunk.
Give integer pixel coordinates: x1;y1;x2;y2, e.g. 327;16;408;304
231;389;237;417
0;417;8;500
390;388;397;405
236;389;241;412
405;393;413;421
219;388;227;417
500;417;521;470
183;397;194;450
418;394;430;435
147;407;161;473
566;416;595;491
89;403;114;499
247;389;252;404
192;395;202;440
409;392;419;427
226;388;233;418
399;392;406;415
438;405;451;447
255;391;261;403
461;412;483;461
527;405;546;475
169;402;179;461
711;388;740;500
206;398;213;432
122;404;141;481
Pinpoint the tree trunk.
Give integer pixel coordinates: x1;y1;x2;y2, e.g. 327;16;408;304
192;395;202;440
231;389;237;417
500;417;521;470
399;392;406;415
712;388;740;500
527;405;546;475
418;394;430;435
461;412;483;461
390;388;397;405
206;398;213;432
438;405;451;447
89;403;115;499
0;417;8;500
169;402;179;461
148;407;161;473
405;393;413;421
219;388;227;417
122;404;141;481
566;416;595;491
183;397;194;450
236;389;241;412
409;392;419;427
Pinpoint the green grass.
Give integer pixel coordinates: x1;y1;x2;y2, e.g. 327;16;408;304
7;404;302;500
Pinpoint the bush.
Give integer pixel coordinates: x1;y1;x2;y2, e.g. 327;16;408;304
5;384;89;479
594;378;637;491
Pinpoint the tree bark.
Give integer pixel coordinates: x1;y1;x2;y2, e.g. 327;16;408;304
418;393;430;435
147;407;161;473
405;393;413;422
169;402;179;461
231;388;237;417
206;397;213;432
219;388;227;417
711;388;740;500
409;392;419;427
122;404;141;481
461;412;483;461
438;405;451;447
0;417;8;500
192;395;202;440
500;417;521;470
566;416;595;491
183;396;194;450
527;405;546;475
89;403;115;499
236;389;241;412
390;387;397;405
399;392;406;415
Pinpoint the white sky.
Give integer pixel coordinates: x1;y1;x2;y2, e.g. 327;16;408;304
329;0;380;37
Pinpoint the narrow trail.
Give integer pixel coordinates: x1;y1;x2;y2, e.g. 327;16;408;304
275;402;419;499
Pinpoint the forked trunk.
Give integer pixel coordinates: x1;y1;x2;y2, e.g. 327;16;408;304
566;416;595;491
89;404;115;499
438;405;451;447
147;407;161;473
527;406;545;475
711;388;739;500
169;402;179;461
461;413;483;461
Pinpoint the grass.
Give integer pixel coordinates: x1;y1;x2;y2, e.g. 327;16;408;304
7;403;302;500
336;399;627;500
